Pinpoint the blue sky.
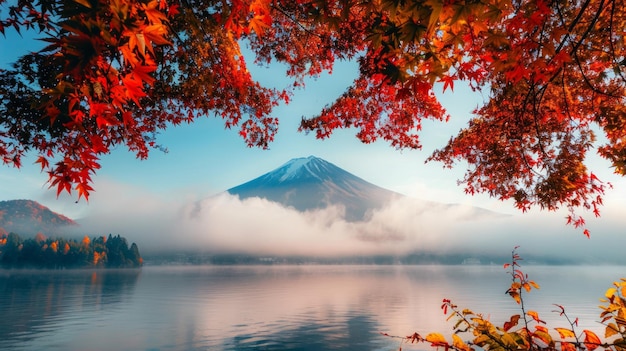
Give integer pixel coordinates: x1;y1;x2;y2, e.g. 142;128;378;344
0;28;495;216
2;23;626;259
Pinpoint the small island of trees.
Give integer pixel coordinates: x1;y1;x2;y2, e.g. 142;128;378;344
0;233;142;269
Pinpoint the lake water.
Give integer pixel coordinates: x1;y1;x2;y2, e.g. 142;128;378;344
1;265;623;351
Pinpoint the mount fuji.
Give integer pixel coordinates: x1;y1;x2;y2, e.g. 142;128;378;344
227;156;403;221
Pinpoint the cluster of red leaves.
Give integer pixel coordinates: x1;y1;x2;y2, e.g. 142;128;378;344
1;0;178;200
222;0;624;235
420;0;625;236
1;0;625;234
1;0;282;201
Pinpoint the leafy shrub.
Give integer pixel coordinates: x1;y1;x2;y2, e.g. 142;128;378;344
390;247;626;351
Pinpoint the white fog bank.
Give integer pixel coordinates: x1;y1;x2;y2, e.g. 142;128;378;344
68;180;626;263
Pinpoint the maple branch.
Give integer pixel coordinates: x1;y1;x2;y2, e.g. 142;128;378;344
270;1;324;39
511;0;524;14
554;0;619;97
570;52;610;97
567;0;616;97
607;0;626;83
552;304;584;347
559;69;575;125
552;0;590;58
566;0;593;33
528;86;552;179
447;300;511;351
176;0;214;43
509;254;531;344
510;75;551;177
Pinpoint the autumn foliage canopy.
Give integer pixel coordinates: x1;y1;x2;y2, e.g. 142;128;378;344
0;0;624;231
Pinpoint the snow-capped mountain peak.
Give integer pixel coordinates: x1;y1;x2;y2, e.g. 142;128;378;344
278;156;323;182
227;156;402;221
226;156;500;222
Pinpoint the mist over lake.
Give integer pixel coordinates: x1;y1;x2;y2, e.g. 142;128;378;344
1;265;622;351
2;157;626;351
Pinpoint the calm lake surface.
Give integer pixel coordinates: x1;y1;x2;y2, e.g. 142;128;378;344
1;265;624;351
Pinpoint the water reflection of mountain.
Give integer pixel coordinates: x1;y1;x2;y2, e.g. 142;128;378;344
124;265;465;350
227;315;385;351
0;269;140;349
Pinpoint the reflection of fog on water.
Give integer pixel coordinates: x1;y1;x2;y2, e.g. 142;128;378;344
0;265;619;351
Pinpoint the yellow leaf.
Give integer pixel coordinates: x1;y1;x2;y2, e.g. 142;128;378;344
619;309;626;322
509;291;521;304
527;310;544;323
473;334;491;346
462;308;473;315
555;327;576;339
606;287;617;299
452;334;471;351
501;332;520;347
533;328;553;345
425;333;447;346
605;323;619;338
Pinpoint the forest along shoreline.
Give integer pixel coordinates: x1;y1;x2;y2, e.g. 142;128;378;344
0;233;142;269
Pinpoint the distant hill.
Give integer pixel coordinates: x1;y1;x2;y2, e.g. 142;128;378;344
0;199;77;236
